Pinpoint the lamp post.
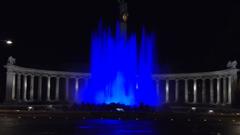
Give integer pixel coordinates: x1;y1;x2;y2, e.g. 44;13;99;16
2;39;14;47
0;39;14;67
5;40;13;46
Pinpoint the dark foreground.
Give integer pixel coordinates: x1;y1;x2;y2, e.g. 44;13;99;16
1;105;240;135
0;115;240;135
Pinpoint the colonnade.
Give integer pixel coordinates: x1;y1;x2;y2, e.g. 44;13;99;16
4;62;239;106
5;64;90;103
153;68;238;105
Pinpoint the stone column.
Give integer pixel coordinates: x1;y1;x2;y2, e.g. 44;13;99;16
85;78;89;86
216;78;220;104
30;75;34;101
65;78;69;101
193;79;197;103
17;74;21;102
165;79;169;103
175;80;179;102
47;76;51;101
184;79;188;103
11;73;16;101
23;74;27;101
228;76;232;104
5;71;16;102
223;77;227;104
55;77;60;101
231;70;238;105
202;79;206;103
38;76;42;101
210;78;214;104
75;78;79;101
156;80;160;96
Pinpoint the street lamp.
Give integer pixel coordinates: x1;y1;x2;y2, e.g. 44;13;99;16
5;40;13;45
0;39;14;48
4;40;13;47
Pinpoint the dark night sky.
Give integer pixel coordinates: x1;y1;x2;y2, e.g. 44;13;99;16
0;0;240;73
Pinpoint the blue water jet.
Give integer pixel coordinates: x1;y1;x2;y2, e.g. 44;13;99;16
78;21;160;106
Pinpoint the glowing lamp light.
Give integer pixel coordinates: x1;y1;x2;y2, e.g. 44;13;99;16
27;106;33;111
5;40;13;45
208;109;214;114
116;108;125;112
191;107;196;111
122;14;128;22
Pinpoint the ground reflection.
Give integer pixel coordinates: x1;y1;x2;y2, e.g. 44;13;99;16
76;119;155;135
0;118;236;135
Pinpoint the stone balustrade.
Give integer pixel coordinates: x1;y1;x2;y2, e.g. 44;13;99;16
4;62;239;106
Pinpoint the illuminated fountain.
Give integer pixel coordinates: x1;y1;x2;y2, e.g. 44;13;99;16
78;21;159;106
77;0;160;106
